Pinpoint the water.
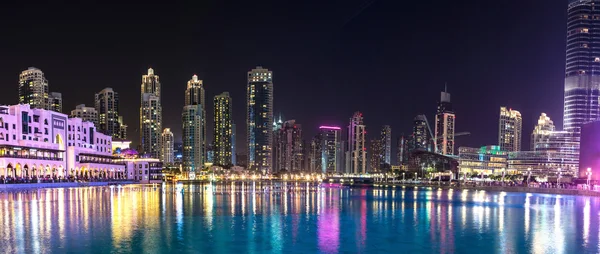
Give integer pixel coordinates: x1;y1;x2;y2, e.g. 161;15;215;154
0;183;599;253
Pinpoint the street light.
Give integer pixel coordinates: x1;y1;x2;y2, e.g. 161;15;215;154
402;172;405;182
501;168;505;186
414;172;417;182
527;167;532;186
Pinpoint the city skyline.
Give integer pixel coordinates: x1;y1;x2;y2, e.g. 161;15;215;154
0;1;568;159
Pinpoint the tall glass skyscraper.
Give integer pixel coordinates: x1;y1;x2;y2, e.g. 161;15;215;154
96;87;126;139
348;112;366;174
434;88;455;155
247;66;273;173
214;92;233;167
564;0;600;133
182;75;206;173
380;125;392;164
498;107;522;152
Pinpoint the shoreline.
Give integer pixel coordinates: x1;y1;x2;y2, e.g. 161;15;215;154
0;181;136;190
375;183;600;197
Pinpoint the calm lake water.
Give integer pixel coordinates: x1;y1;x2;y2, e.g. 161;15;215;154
0;183;598;253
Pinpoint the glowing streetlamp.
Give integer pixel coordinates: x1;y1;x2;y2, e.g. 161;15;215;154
402;172;405;182
414;172;417;181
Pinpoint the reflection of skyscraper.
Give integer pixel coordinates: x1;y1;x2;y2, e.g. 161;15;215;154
434;87;455;155
498;107;522;152
564;0;600;133
348;112;367;174
140;68;162;158
247;66;273;173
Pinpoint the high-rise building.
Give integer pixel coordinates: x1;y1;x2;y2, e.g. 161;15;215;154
564;0;600;133
18;67;49;110
434;88;455;155
380;125;392;164
369;139;383;172
161;128;174;166
498;107;522;152
247;66;273;173
140;68;162;158
410;115;433;152
530;113;555;150
182;74;206;173
273;120;303;172
214;92;233;167
309;135;322;173
348;112;367;174
396;134;409;165
49;92;62;113
319;126;341;173
70;104;98;125
231;123;237;166
182;105;205;172
95;88;126;139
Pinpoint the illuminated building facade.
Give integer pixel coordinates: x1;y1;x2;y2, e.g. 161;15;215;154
530;113;555;150
434;88;455;155
247;66;273;173
140;68;162;158
309;135;322;173
18;67;49;110
161;128;174;166
564;0;600;133
70;104;98;126
381;125;392;164
458;146;508;175
369;139;383;172
96;87;126;139
273;120;303;172
348;112;366;174
410;115;432;152
214;92;233;167
49;92;62;113
319;126;341;173
182;105;205;172
396;134;408;165
498;107;522;152
0;104;126;180
579;121;600;180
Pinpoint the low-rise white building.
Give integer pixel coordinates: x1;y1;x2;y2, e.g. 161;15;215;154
0;104;125;181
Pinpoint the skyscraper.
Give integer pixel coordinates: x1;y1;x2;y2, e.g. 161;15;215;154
49;92;62;113
564;0;600;133
19;67;49;110
273;120;303;172
434;87;455;155
247;66;273;173
319;126;341;173
410;115;433;152
161;128;174;166
214;92;233;167
182;75;206;173
348;112;367;174
96;87;125;139
380;125;392;164
140;68;162;158
309;135;322;173
70;104;98;125
530;113;555;150
396;134;408;165
498;107;522;152
369;139;383;172
231;123;237;166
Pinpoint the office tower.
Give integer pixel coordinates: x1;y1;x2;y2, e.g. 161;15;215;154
18;67;49;110
182;105;204;172
319;126;341;173
380;125;392;164
182;74;206;173
434;87;455;155
564;0;600;133
161;128;174;166
49;92;62;113
173;142;183;165
206;144;214;164
530;113;555;150
410;115;433;152
140;68;162;158
273;120;303;172
70;104;98;125
231;123;237;166
397;135;408;165
96;87;125;139
309;135;322;173
214;92;233;167
247;66;273;173
498;107;522;152
348;112;367;174
369;139;383;172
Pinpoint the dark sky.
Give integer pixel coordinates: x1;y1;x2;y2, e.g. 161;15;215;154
0;1;567;163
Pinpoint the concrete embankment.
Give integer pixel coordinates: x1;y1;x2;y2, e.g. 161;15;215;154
379;183;600;197
0;181;136;190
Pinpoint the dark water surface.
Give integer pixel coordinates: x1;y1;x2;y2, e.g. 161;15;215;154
0;183;598;253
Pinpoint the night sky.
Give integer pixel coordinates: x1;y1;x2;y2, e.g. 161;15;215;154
0;1;567;162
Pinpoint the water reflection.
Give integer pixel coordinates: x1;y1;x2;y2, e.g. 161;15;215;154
0;185;598;253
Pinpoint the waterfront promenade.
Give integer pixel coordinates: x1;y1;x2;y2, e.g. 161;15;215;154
380;182;600;197
0;180;135;190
